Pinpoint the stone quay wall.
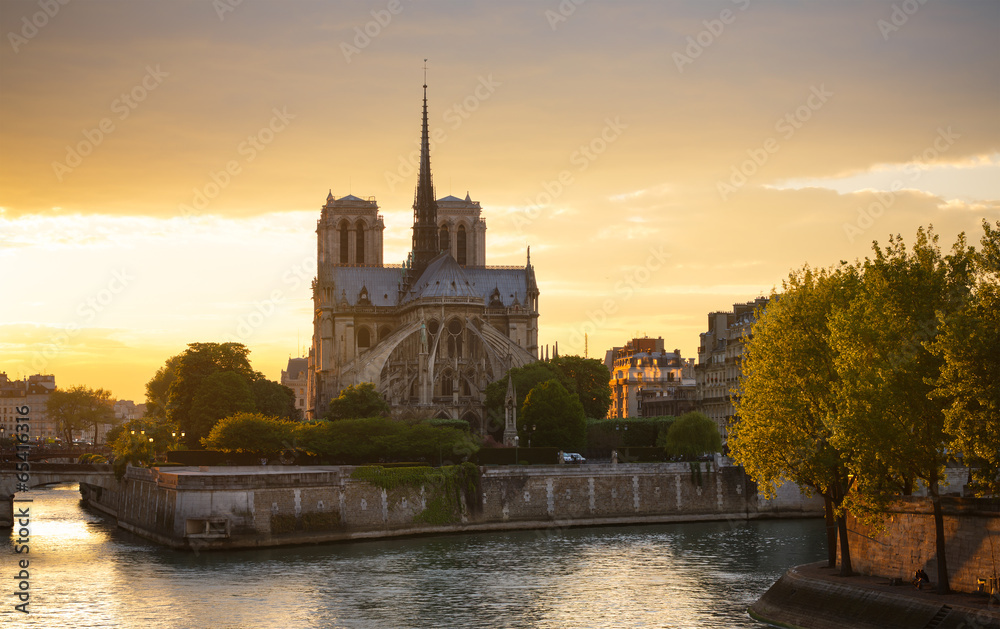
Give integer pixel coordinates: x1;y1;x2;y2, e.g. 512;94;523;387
841;496;1000;594
78;462;823;550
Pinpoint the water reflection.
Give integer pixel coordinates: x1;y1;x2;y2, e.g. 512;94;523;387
2;484;825;628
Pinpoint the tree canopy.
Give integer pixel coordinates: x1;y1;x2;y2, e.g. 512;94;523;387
46;385;116;444
549;355;612;419
659;411;721;459
324;382;390;420
519;379;586;451
147;342;298;446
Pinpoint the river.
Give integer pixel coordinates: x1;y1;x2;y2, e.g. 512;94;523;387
2;483;826;628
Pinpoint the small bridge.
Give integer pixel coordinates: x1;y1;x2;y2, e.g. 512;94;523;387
1;463;115;527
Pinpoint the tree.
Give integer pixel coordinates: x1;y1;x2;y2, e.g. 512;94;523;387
325;382;390;420
931;219;1000;495
201;412;298;456
550;355;612;419
659;411;721;459
520;379;586;451
484;361;575;435
46;385;116;444
144;354;182;421
187;371;256;443
828;227;974;594
730;263;861;573
252;379;299;421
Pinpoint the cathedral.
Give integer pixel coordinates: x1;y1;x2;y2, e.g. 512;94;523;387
306;81;539;433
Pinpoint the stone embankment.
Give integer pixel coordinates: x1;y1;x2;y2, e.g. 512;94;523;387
751;562;1000;629
71;462;820;550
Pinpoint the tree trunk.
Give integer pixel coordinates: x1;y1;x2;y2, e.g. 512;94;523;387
930;482;951;594
837;511;853;576
824;494;837;568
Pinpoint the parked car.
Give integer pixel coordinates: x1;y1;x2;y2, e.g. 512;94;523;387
563;452;586;464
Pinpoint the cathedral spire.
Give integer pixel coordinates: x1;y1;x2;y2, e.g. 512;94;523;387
410;59;439;278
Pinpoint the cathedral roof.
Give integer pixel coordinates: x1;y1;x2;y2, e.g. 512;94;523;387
406;252;481;301
437;195;465;202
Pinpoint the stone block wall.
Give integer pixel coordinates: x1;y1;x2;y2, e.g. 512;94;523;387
842;497;1000;594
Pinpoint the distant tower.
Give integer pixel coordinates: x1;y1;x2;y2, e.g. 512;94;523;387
410;65;438;280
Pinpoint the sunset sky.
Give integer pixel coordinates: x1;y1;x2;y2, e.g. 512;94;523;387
1;0;998;403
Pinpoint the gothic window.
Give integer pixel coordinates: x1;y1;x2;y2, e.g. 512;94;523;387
439;224;450;253
357;327;371;349
355;219;366;264
456;224;467;265
339;219;350;264
427;320;439;335
441;370;453;396
378;325;391;341
447;319;462;335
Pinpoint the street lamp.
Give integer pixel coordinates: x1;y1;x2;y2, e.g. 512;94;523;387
514;435;519;465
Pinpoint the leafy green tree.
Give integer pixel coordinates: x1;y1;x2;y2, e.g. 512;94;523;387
550;355;612;419
201;412;297;455
484;361;574;435
931;219;1000;495
47;385;116;444
730;263;861;573
828;227;973;594
324;382;390;420
294;417;478;464
520;379;586;451
658;411;721;459
164;342;260;445
252;378;299;421
187;371;256;443
144;354;182;421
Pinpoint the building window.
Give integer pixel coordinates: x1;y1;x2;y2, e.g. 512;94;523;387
355;220;366;264
457;224;467;265
357;327;371;349
339;219;350;264
439;224;450;253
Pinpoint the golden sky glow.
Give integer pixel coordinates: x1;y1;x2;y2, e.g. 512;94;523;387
1;0;998;402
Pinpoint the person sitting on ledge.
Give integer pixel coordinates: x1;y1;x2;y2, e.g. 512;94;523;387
913;568;930;589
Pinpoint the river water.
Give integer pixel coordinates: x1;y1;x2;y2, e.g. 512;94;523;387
2;483;825;628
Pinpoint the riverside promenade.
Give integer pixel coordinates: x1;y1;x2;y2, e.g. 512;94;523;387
750;562;1000;629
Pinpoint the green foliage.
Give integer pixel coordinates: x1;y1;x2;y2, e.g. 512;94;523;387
325;382;390;420
252;379;300;421
47;385;116;445
77;453;107;464
149;342;298;447
189;371;256;445
520;379;586;451
549;355;612;419
351;462;479;525
423;417;471;431
586;417;674;449
296;417;479;464
484;362;573;433
658;411;721;459
930;219;1000;495
200;412;298;455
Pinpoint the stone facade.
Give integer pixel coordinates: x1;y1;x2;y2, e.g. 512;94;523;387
307;85;539;430
76;462;823;551
0;373;57;442
605;336;696;419
841;496;1000;594
696;297;768;441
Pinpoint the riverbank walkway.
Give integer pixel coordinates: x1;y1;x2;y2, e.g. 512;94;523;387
751;561;1000;629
